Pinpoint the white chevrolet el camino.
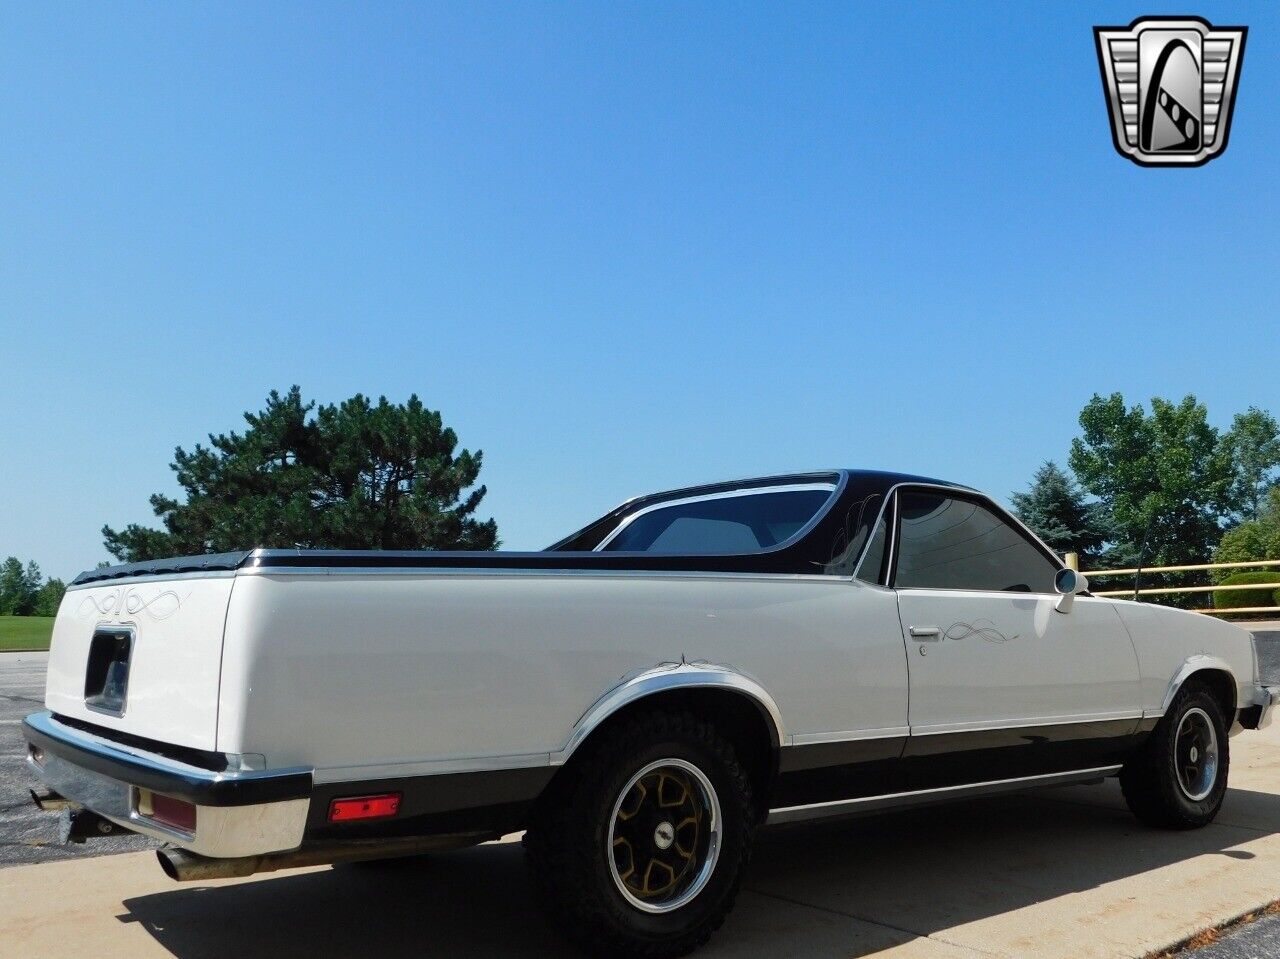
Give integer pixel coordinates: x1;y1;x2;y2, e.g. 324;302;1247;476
25;470;1279;957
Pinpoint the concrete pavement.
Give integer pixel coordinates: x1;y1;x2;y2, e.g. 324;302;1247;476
2;719;1280;958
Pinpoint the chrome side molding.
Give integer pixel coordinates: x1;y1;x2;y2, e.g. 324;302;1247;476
766;765;1122;825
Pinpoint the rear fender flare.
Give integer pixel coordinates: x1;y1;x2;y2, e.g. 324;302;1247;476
551;662;786;766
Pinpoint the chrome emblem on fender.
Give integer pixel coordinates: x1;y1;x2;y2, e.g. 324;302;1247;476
1094;17;1246;166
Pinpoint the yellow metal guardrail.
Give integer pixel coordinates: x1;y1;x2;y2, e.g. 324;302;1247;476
1066;553;1280;617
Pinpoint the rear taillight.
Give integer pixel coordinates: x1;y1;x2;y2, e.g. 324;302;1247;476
328;793;401;822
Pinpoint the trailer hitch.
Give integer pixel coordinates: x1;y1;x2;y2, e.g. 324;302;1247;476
59;807;122;844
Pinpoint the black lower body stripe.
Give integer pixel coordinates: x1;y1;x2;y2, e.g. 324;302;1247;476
770;717;1150;810
305;718;1158;842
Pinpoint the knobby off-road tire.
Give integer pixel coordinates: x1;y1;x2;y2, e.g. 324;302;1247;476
524;710;756;958
1121;681;1230;829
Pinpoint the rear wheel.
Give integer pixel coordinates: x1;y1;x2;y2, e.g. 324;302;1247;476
524;711;755;958
1121;682;1230;829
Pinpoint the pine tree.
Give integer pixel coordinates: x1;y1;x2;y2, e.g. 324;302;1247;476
1010;462;1111;563
103;387;499;562
0;557;41;615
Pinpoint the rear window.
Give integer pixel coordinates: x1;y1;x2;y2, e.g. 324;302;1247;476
599;488;834;553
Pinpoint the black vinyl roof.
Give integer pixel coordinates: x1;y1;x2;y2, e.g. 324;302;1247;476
72;469;974;585
836;469;970;492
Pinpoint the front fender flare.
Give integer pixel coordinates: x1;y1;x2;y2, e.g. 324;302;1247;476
550;662;786;766
1160;654;1239;715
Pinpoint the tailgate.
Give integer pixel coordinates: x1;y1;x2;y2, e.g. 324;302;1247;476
44;574;235;752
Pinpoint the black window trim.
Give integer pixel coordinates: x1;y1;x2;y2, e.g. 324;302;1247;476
885;483;1066;594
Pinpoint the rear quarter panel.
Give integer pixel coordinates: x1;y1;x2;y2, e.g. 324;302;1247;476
216;571;907;779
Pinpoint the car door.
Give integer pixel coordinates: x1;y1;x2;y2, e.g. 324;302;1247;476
890;487;1142;790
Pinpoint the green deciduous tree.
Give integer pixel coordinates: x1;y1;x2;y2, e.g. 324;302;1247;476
1010;461;1112;563
103;387;499;562
1223;407;1280;522
1212;487;1280;583
33;578;66;617
1069;393;1234;568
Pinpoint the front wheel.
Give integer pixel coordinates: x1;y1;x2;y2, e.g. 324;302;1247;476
1121;681;1230;829
524;711;756;958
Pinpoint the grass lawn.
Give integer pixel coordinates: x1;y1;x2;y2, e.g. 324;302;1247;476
0;616;54;651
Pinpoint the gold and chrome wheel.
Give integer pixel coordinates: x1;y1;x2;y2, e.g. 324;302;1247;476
524;711;753;956
607;758;722;914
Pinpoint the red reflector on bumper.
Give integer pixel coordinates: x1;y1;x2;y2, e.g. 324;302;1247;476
150;794;197;833
328;793;401;822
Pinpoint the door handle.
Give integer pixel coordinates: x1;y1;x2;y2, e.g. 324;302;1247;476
909;626;942;641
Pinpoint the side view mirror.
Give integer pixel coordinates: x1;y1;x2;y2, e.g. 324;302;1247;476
1054;568;1089;613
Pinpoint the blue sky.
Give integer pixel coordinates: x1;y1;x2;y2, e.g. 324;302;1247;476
2;2;1277;581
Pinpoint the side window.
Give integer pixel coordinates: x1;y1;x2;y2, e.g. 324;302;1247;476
856;514;889;584
600;489;833;553
894;492;1058;593
646;517;759;552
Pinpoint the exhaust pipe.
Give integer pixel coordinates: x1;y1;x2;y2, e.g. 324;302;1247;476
157;847;259;881
157;831;499;882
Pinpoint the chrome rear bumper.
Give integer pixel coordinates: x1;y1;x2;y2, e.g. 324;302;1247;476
23;711;313;858
23;711;311;805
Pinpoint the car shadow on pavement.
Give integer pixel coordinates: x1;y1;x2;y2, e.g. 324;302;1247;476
118;781;1280;959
